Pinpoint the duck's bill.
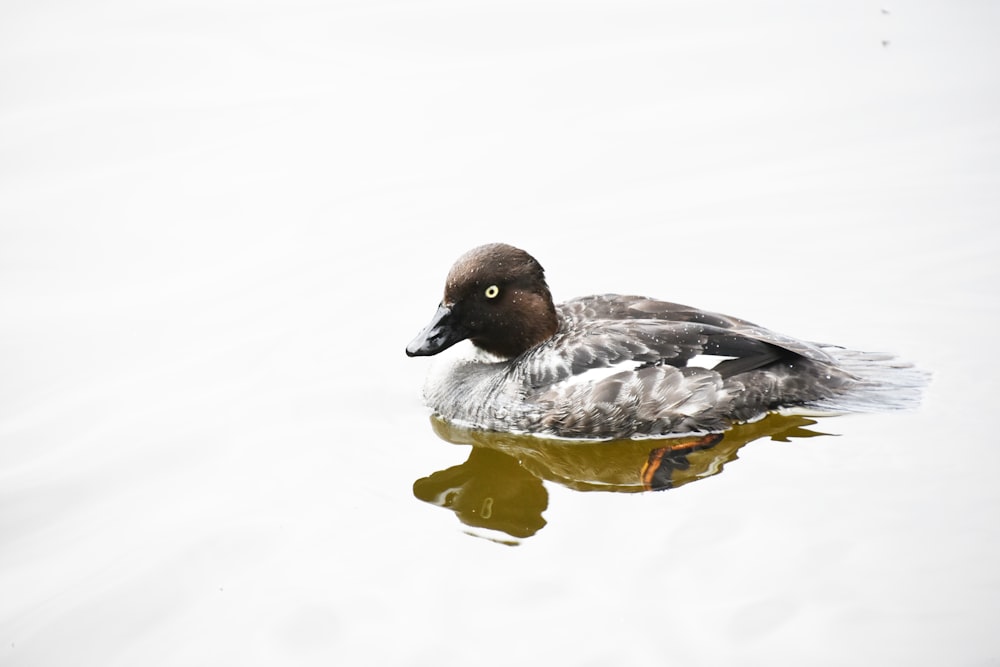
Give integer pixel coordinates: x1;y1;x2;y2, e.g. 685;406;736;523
406;304;469;357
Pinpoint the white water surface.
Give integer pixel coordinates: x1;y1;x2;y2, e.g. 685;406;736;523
3;1;999;665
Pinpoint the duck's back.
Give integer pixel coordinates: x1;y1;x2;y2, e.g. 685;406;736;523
503;295;923;438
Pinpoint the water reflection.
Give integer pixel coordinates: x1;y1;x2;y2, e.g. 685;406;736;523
413;414;829;543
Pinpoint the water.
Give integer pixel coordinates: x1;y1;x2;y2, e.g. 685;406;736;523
2;1;999;665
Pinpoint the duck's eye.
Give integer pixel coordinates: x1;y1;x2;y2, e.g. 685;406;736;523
484;284;500;299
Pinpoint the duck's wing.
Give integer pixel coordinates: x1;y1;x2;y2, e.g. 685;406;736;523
515;296;922;437
562;295;835;360
529;295;835;388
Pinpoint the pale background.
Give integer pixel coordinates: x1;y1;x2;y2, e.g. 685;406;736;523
2;1;998;665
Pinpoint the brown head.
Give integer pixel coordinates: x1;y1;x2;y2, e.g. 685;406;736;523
406;243;559;359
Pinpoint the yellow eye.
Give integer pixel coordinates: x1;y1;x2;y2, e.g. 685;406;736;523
484;284;500;299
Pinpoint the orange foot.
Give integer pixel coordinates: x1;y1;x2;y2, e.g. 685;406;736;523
641;433;725;491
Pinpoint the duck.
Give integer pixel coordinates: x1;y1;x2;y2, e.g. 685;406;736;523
406;243;925;439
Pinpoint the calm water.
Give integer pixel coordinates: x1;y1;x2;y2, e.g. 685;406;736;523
3;1;999;665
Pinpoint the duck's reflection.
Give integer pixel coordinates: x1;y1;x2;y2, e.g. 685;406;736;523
413;414;829;542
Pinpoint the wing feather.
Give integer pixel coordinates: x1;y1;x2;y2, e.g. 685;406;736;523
522;295;831;390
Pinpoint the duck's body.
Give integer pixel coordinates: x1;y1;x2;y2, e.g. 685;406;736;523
406;244;924;439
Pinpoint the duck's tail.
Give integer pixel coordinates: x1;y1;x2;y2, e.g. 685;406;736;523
800;346;930;415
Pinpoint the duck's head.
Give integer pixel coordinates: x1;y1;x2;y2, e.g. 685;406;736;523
406;243;559;359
